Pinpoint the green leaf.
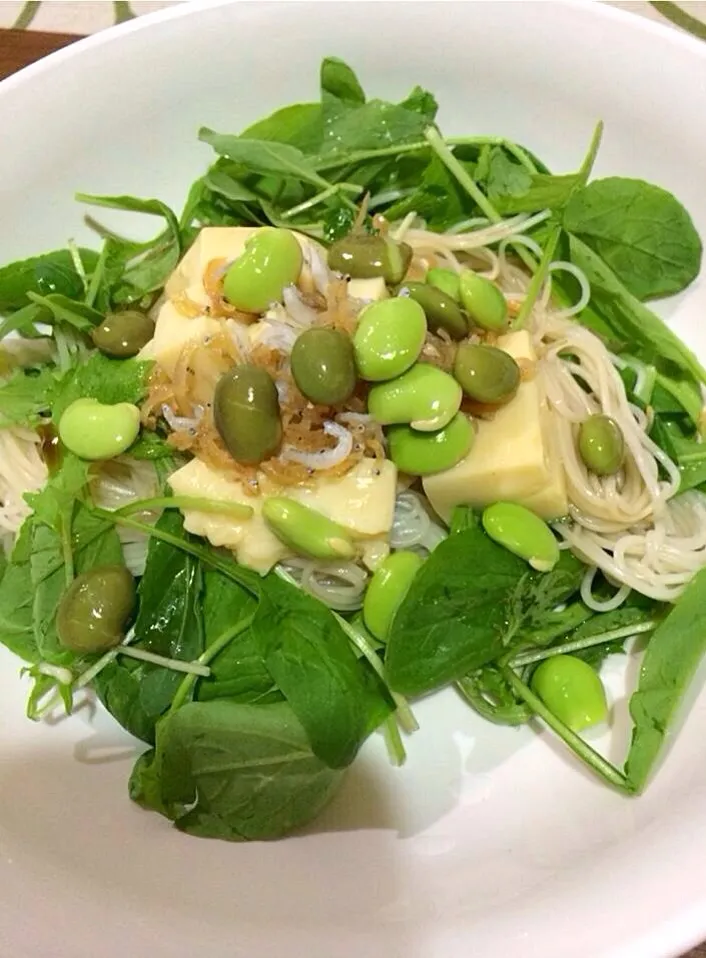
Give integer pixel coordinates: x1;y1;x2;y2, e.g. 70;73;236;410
481;146;533;201
199;130;329;189
0;522;36;662
130;700;344;841
251;575;392;768
321;56;366;107
76;193;181;297
564;177;703;301
27;292;103;332
318;100;428;156
0;302;50;340
567;235;706;400
127;429;174;461
386;522;584;697
495;172;581;215
0;366;58;426
202;168;260;204
398;85;438;122
24;454;88;531
51;353;152;422
196;570;274;704
625;565;706;791
0;248;99;313
240;103;324;153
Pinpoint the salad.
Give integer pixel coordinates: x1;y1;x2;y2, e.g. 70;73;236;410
1;57;705;841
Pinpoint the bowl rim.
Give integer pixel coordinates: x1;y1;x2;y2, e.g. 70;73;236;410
1;0;706;103
2;2;706;957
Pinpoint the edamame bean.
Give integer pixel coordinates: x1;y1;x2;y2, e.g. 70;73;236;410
426;267;461;302
363;550;423;642
531;654;608;732
223;228;302;313
397;281;467;340
387;413;473;476
368;363;462;432
291;328;356;405
262;497;356;559
453;343;520;405
482;501;559;572
57;565;136;653
459;270;508;332
353;297;426;382
328;234;413;285
214;364;282;464
91;310;155;358
58;398;140;461
578;414;625;476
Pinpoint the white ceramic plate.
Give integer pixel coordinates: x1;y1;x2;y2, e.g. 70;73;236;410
2;2;706;956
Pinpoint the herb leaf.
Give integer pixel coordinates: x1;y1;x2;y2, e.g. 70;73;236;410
198;130;329;189
52;354;152;422
0;248;99;313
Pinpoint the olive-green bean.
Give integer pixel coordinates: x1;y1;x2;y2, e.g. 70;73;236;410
398;281;467;340
91;310;155;358
578;415;625;476
58;398;141;461
482;501;559;572
57;565;136;653
453;343;521;405
291;328;356;405
328;234;412;285
426;267;461;302
368;363;461;431
262;497;356;559
214;365;282;464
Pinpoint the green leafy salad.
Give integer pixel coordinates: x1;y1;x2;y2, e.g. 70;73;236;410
1;57;706;841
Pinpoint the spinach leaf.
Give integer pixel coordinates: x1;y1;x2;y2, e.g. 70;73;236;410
564;177;702;301
386;521;583;697
196;570;275;704
318;99;427;156
0;248;98;313
567;235;706;411
625;565;706;792
0;366;58;426
398;85;438;122
477;146;532;202
251;575;392;768
51;353;152;421
0;521;36;662
95;510;204;741
130;700;344;841
495;172;581;215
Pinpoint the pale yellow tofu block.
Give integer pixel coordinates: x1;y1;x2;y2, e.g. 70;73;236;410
347;277;388;302
169;457;398;574
423;330;568;523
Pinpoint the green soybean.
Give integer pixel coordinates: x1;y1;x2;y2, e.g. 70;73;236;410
398;282;467;340
223;228;302;313
58;398;140;461
387;413;473;476
57;565;136;654
353;297;426;382
531;655;608;732
578;415;625;476
482;501;559;572
453;343;520;405
291;328;356;405
363;550;423;642
459;270;509;332
262;497;356;559
426;267;461;302
91;310;155;358
214;364;282;464
328;234;412;285
368;363;461;432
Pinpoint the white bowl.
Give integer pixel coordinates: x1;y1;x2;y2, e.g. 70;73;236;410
2;2;706;957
